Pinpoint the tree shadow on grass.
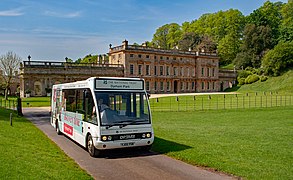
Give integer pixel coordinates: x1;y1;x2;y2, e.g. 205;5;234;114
152;136;192;154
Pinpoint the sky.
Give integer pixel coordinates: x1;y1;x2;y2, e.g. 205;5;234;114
0;0;287;62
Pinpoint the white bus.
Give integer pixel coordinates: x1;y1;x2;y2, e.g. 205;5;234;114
51;77;154;157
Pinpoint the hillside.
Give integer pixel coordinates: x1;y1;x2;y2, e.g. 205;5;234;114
235;70;293;95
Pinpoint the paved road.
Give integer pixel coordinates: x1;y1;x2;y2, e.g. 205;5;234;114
23;107;236;180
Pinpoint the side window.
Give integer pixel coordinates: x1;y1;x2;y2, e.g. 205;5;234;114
64;89;76;112
84;90;97;124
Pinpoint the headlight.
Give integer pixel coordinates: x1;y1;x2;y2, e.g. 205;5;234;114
102;136;107;141
108;136;112;141
146;133;151;138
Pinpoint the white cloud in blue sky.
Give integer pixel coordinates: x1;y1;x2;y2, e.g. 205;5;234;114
0;0;288;61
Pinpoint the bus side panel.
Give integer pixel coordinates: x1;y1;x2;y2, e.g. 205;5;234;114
60;111;87;147
51;87;58;127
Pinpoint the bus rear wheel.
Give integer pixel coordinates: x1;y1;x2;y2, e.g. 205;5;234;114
87;134;100;157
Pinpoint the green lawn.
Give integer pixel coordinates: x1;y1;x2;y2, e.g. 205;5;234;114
152;107;293;180
0;108;92;179
0;96;51;108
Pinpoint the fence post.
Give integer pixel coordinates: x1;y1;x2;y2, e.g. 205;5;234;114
223;95;225;109
255;92;257;108
17;97;23;116
202;97;203;110
236;94;238;109
10;113;12;126
193;96;196;111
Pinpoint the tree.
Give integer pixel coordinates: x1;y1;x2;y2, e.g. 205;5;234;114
246;1;283;46
152;23;182;49
178;32;201;51
279;0;293;42
262;41;293;76
237;24;273;68
218;33;241;65
196;35;217;52
0;51;21;99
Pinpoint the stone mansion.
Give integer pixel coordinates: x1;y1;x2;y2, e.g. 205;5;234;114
18;40;236;97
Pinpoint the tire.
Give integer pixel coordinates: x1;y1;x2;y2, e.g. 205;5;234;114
56;121;62;135
87;134;100;157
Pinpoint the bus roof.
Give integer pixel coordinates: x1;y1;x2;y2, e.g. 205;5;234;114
53;77;145;91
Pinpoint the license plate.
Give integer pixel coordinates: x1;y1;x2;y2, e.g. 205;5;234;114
121;142;135;146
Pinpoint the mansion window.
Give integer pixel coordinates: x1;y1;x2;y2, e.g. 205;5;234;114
160;66;164;76
154;66;157;75
160;82;164;91
202;82;204;89
146;81;150;91
160;56;163;60
166;57;169;60
207;68;210;77
212;68;215;77
201;68;204;76
167;81;170;91
154;56;157;59
213;82;215;89
138;65;142;75
173;67;177;76
154;81;157;90
207;82;210;90
192;82;195;90
181;82;184;90
138;54;142;58
130;54;134;58
166;66;170;76
130;64;134;75
146;65;150;75
146;55;150;58
186;82;189;90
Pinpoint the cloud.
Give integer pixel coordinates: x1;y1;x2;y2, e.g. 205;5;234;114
44;10;82;18
0;8;24;16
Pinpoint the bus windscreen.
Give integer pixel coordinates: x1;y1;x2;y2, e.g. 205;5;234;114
94;91;150;126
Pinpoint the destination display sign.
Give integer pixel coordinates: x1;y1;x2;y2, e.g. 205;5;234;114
95;79;144;90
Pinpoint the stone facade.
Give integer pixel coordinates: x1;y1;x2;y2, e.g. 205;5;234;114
109;40;225;93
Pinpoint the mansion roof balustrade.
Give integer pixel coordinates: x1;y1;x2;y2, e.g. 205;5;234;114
21;61;124;68
110;44;218;57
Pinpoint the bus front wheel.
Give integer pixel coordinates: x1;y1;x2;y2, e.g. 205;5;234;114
87;134;100;157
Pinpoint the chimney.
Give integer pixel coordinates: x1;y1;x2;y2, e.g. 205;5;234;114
122;39;128;47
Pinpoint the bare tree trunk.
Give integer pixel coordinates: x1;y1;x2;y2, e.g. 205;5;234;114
4;87;8;100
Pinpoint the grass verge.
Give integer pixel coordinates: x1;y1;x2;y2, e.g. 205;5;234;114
152;107;293;180
0;108;92;179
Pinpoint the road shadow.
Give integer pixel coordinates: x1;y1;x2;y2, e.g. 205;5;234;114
152;136;192;154
98;137;191;159
100;148;158;159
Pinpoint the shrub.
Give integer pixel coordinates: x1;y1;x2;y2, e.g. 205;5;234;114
245;74;259;84
238;78;246;85
260;75;268;82
238;70;252;79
